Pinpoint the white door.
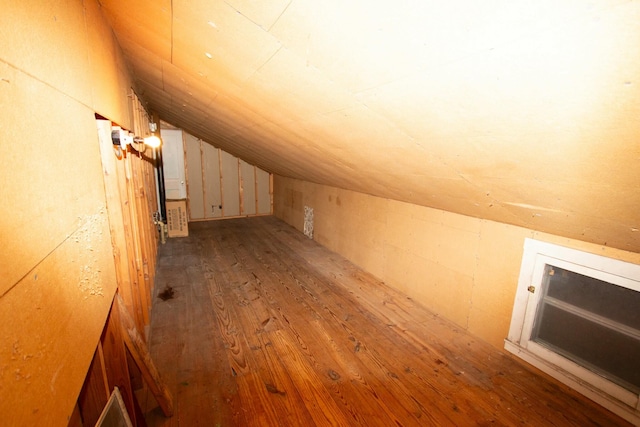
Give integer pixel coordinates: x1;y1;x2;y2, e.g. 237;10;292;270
161;129;186;200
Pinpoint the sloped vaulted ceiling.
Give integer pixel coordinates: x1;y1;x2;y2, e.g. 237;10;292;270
99;0;640;252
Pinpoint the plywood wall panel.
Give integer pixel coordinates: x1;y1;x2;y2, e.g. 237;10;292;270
0;0;92;106
85;0;134;128
0;0;153;424
382;209;415;253
274;176;640;350
342;221;386;280
0;212;117;425
0;65;106;296
469;221;531;345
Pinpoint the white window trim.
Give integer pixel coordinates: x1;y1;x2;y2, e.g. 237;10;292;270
505;238;640;425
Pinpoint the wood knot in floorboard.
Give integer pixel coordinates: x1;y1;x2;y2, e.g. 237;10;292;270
265;383;286;396
328;369;341;381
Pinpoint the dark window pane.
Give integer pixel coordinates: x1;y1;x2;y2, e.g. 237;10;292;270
533;302;640;393
543;265;640;330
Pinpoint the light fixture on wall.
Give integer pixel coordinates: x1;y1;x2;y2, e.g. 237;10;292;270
111;126;162;152
111;126;132;149
142;135;161;148
145;121;161;148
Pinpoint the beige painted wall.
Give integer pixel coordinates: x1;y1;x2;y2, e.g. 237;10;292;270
0;0;137;424
274;176;640;350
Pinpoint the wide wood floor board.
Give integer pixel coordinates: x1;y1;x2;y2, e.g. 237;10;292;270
142;216;630;426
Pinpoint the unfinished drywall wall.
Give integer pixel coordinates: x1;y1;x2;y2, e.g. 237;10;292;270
183;130;272;220
274;176;640;349
185;132;206;219
0;0;137;424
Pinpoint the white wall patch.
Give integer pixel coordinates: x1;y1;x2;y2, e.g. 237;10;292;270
304;206;314;239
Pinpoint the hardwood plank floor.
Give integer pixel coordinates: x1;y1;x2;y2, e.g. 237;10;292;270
140;216;629;426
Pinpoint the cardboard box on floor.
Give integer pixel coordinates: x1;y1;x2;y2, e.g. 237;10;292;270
166;199;188;237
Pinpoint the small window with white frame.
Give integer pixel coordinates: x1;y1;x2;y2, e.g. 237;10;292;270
505;238;640;425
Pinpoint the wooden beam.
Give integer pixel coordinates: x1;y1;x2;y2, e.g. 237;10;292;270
77;344;110;426
97;119;137;327
101;297;138;426
115;151;146;332
218;148;225;217
124;153;150;327
254;165;259;216
269;173;274;214
200;139;207;219
238;158;244;215
68;403;83;427
130;154;154;325
116;293;174;417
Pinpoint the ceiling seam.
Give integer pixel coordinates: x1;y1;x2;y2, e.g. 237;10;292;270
250;45;283;80
224;1;261;30
268;0;293;33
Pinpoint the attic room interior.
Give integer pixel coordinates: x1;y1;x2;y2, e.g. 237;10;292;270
1;0;639;425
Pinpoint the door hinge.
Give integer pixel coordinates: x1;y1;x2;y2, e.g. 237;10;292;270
527;285;536;293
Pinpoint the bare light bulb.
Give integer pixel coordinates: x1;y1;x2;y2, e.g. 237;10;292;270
144;135;161;148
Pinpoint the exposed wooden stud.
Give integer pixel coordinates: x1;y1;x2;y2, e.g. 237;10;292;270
133;94;159;315
102;297;138;426
115;136;146;333
142;149;159;282
269;173;274;214
218;148;225;217
68;403;83;427
183;135;194;220
182;131;188;201
77;345;110;426
116;293;174;418
130;156;153;325
97;92;159;336
96;344;110;397
96;119;136;322
238;158;244;216
254;165;259;216
200;139;207;220
124;153;150;327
